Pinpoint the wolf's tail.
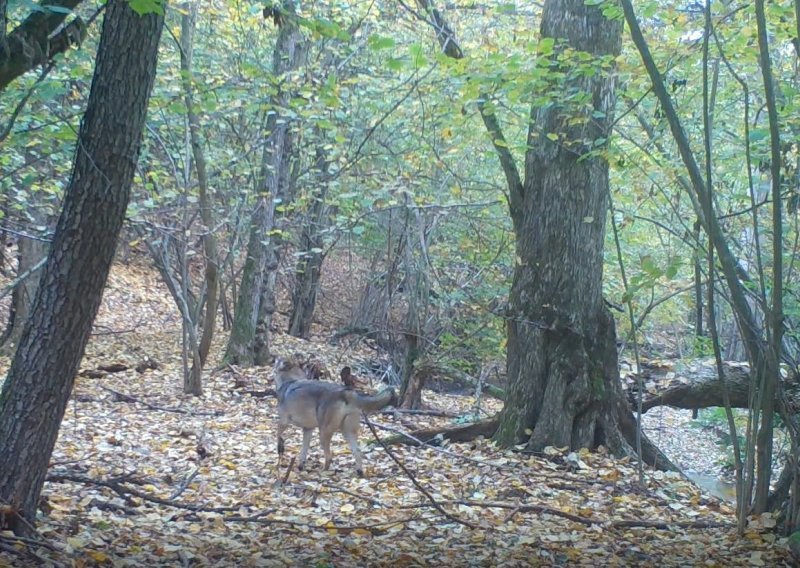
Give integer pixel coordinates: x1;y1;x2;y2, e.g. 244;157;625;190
347;387;397;413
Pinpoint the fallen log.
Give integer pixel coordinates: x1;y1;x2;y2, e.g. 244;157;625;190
634;360;800;414
425;364;506;401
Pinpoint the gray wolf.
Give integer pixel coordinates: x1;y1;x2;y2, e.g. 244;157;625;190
273;357;396;476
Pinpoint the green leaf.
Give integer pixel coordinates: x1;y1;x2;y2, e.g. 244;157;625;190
409;44;427;67
128;0;165;15
538;37;555;56
368;35;396;50
386;57;406;71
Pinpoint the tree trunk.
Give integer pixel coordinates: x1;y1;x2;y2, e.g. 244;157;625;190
224;197;269;366
0;0;164;535
411;0;662;460
494;0;625;453
621;0;785;519
288;144;330;339
287;242;323;339
0;230;47;355
224;0;305;366
180;1;218;394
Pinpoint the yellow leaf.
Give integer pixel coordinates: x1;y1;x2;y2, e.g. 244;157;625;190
340;503;355;513
67;537;85;549
88;551;109;562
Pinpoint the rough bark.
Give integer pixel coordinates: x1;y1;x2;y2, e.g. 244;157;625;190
635;360;800;414
412;0;670;464
494;0;624;453
224;197;268;366
287;236;323;338
0;0;87;91
0;0;164;534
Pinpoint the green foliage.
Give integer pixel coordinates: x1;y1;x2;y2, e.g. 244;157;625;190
128;0;166;16
4;0;800;388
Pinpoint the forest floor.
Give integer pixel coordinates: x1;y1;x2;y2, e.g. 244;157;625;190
0;257;794;567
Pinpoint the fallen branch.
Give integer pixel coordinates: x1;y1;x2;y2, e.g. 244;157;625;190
98;386;222;416
381;408;459;418
47;471;240;513
364;417;478;529
367;421;507;469
168;467;199;500
0;535;63;568
320;481;384;507
240;389;276;398
399;499;733;529
376;416;499;446
633;359;800;414
223;512;435;534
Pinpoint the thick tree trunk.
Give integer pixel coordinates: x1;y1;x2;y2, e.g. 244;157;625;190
287;244;323;338
494;0;625;453
411;0;659;460
0;0;164;534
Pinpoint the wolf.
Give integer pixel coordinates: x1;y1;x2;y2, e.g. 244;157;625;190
273;357;396;476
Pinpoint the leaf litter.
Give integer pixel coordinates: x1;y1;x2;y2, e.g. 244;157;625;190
0;260;793;566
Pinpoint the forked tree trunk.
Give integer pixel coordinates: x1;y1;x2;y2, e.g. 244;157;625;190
0;0;164;534
224;0;305;366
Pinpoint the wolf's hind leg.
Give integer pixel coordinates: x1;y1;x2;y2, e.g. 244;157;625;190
319;427;335;471
342;415;364;477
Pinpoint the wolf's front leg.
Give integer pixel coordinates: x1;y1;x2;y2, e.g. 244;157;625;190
297;428;313;471
276;420;286;468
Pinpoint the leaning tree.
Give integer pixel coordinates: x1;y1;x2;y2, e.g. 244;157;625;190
0;0;165;535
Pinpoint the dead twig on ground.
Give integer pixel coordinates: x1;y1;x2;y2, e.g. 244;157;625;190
99;386;222;416
168;467;199;500
47;471;240;513
364;417;479;529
